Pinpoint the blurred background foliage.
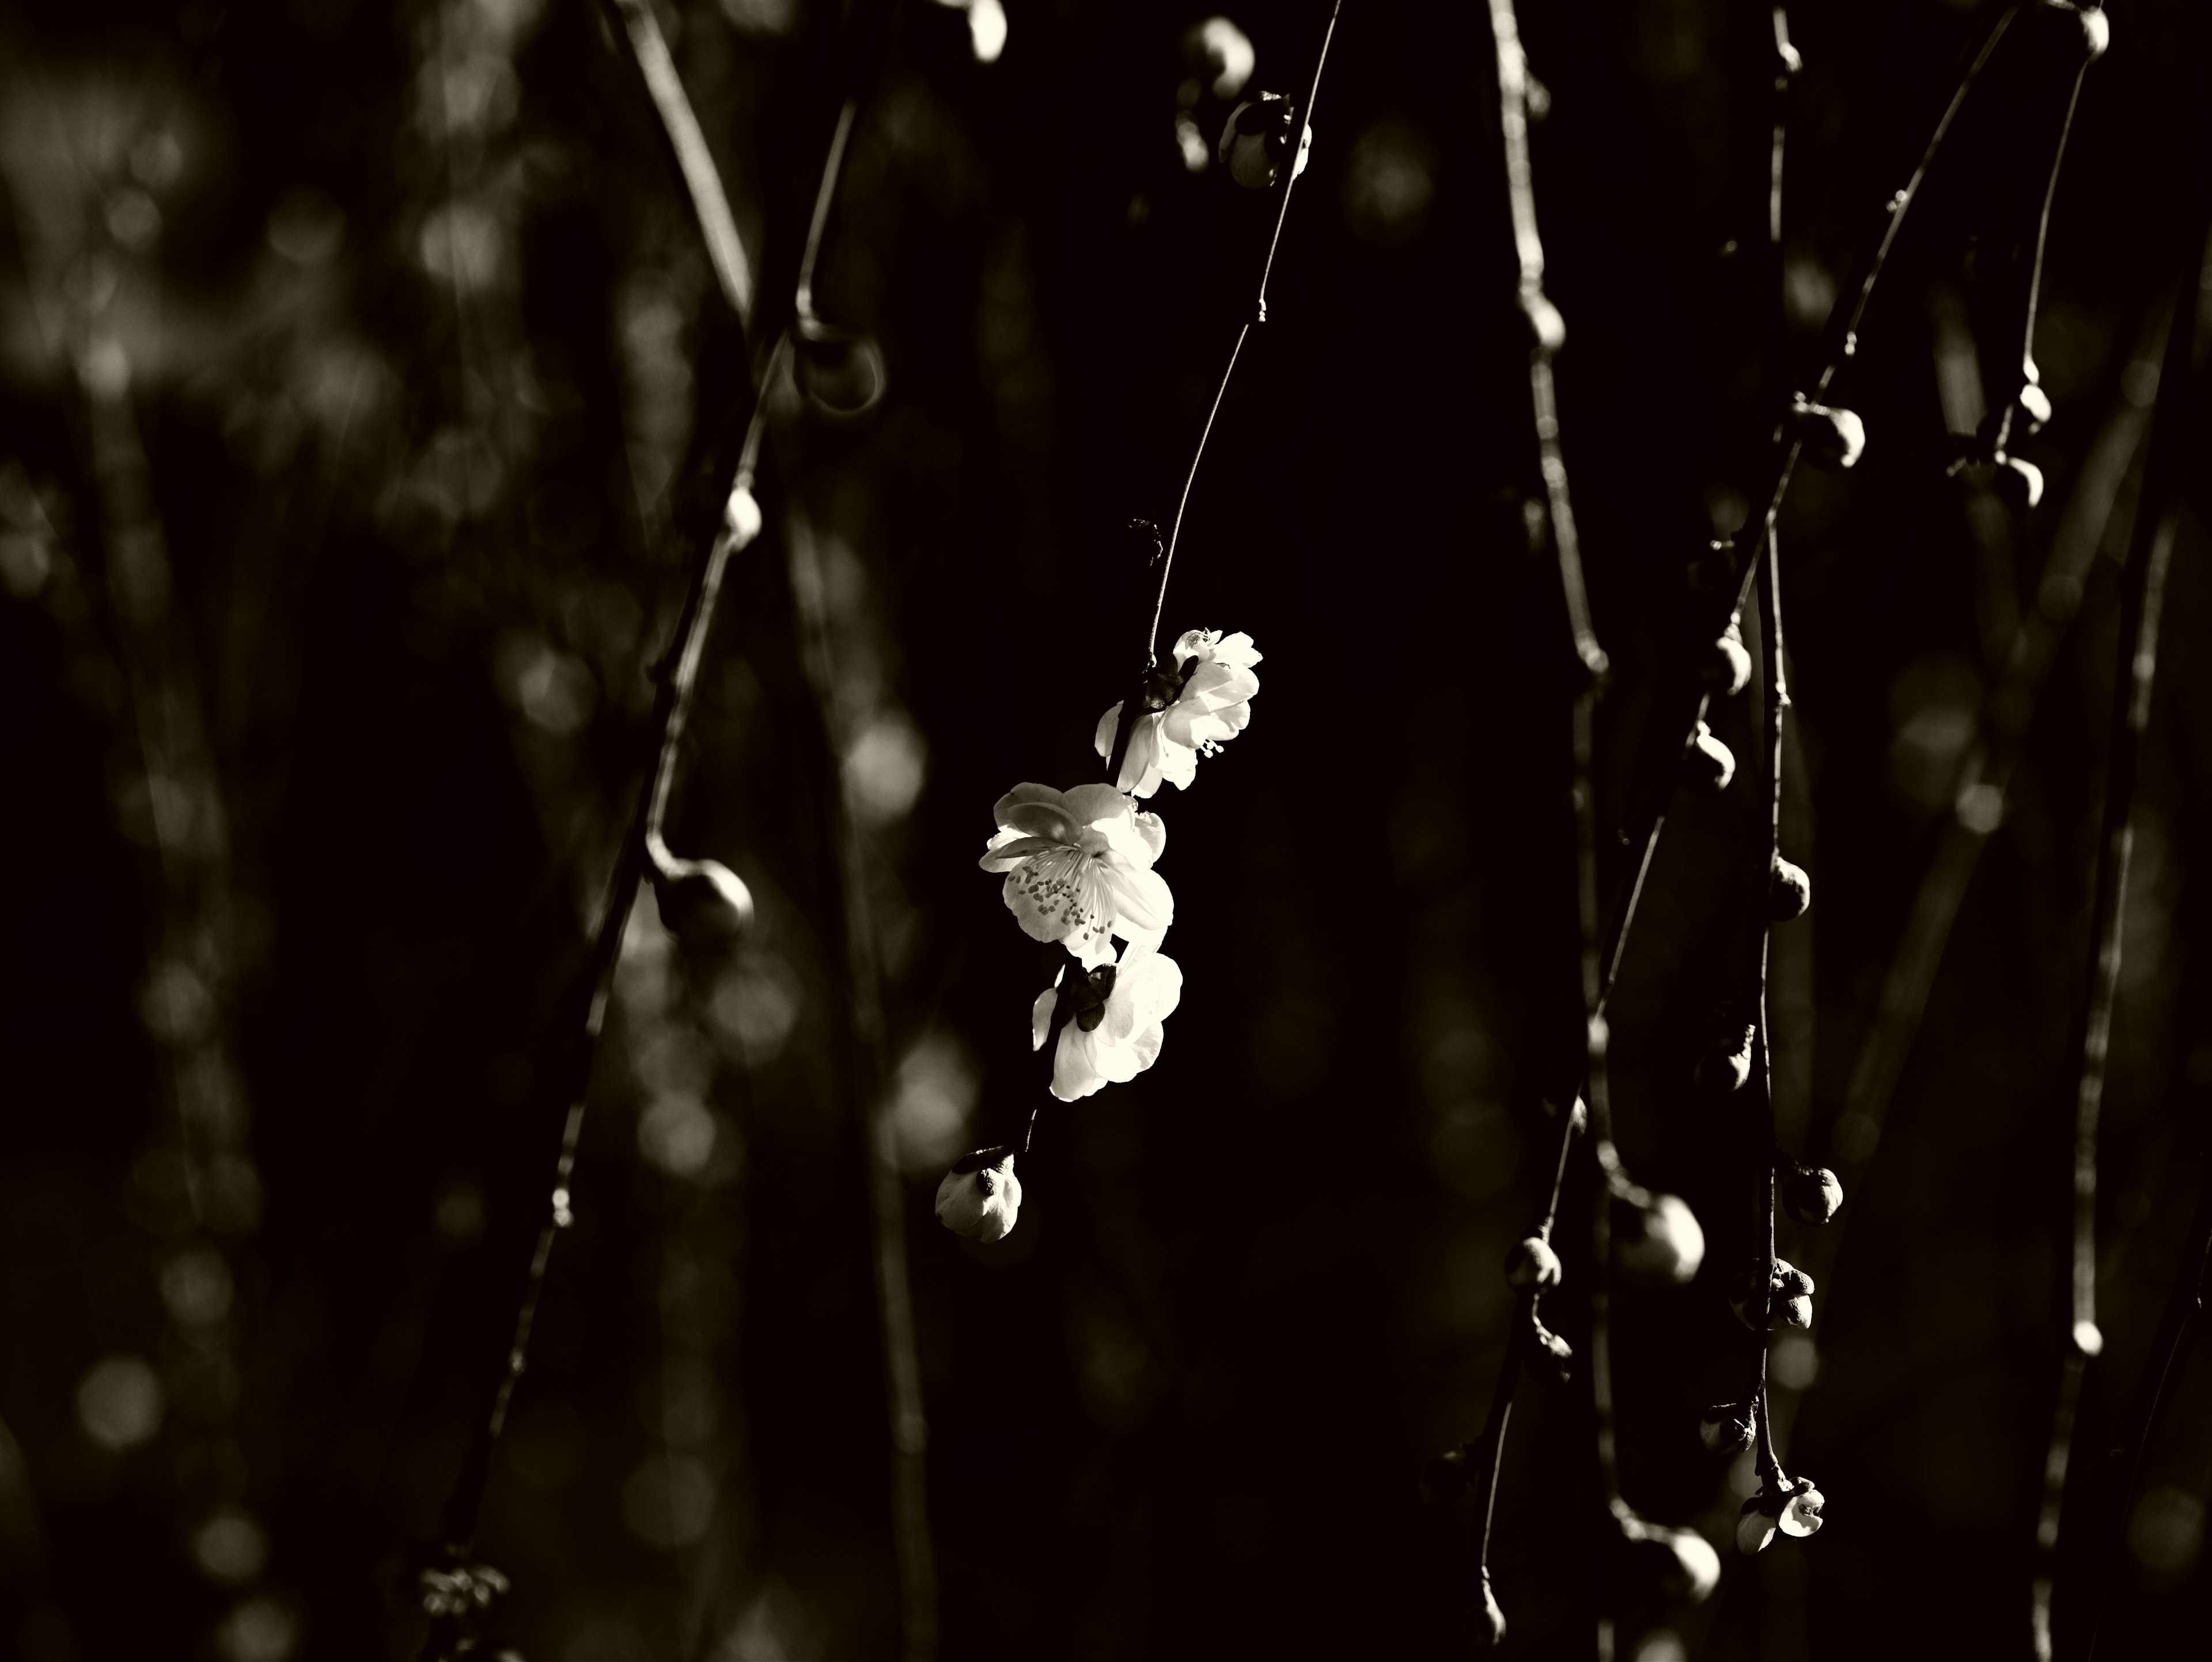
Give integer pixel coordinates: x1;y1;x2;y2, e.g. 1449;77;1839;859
0;0;2207;1658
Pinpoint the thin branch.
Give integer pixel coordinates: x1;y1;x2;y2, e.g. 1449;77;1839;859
1749;528;1788;1486
1104;0;1344;785
605;0;755;324
2039;199;2206;1662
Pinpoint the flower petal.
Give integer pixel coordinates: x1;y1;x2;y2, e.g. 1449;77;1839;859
1031;982;1059;1052
980;835;1062;873
1001;801;1079;842
1063;782;1136;829
1051;1025;1107;1101
1093;702;1124;762
1130;811;1166;865
1101;866;1174;942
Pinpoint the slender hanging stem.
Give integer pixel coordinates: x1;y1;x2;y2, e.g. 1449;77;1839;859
1748;529;1788;1482
2039;198;2205;1662
1104;0;1344;786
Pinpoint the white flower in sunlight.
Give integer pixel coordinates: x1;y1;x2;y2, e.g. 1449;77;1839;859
934;1149;1021;1242
1779;1479;1825;1538
1093;629;1263;797
979;784;1172;967
1044;944;1184;1102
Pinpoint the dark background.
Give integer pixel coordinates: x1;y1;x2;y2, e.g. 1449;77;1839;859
1;1;2207;1658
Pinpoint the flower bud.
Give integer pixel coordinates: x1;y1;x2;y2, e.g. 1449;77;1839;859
2075;4;2109;62
1218;94;1313;190
1699;619;1753;696
1781;1165;1843;1226
1504;1235;1562;1289
725;483;764;549
1518;289;1567;355
650;857;756;943
1700;1402;1755;1455
2017;382;2053;433
1616;1192;1705;1285
1683;722;1736;792
1730;1259;1813;1330
1737;1497;1778;1555
934;1149;1021;1243
1770;858;1812;922
1470;1568;1507;1649
1696;1024;1755;1096
1994;453;2044;512
1419;1447;1469;1507
1786;395;1866;468
1525;1314;1574;1385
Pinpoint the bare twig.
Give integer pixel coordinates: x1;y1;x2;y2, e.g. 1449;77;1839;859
2036;202;2205;1662
1104;0;1343;786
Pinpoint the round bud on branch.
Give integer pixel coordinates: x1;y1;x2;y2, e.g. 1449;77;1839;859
1218;94;1313;191
1731;1259;1815;1330
1770;857;1812;922
1504;1235;1562;1289
1696;1024;1756;1096
1683;722;1737;793
1616;1192;1706;1285
1781;1165;1844;1226
1786;395;1866;469
1470;1568;1508;1649
935;1148;1022;1243
1700;618;1753;696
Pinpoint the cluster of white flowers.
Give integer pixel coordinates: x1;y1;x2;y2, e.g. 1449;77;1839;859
934;631;1262;1241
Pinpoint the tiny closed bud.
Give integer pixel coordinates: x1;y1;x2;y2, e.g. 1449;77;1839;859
1518;289;1567;355
725;483;764;549
1683;722;1737;793
1776;1263;1814;1300
651;857;756;943
1781;1293;1815;1328
1526;1314;1574;1385
1732;1260;1815;1329
1470;1568;1508;1649
2017;382;2054;433
2073;1319;2104;1357
1787;395;1867;468
1218;94;1314;191
1700;619;1753;696
1700;1402;1756;1455
793;323;889;419
934;1149;1022;1243
1504;1235;1563;1289
1419;1447;1469;1507
1696;1024;1755;1096
1782;1165;1844;1226
1616;1192;1706;1285
1770;857;1812;922
2076;4;2110;62
1994;453;2045;512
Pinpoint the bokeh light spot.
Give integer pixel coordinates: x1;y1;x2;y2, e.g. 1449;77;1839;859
77;1356;164;1451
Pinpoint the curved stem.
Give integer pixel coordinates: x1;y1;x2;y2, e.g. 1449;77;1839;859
1253;1;1344;323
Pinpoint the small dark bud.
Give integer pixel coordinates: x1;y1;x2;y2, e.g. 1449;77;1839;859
1776;1263;1814;1300
1504;1235;1563;1290
2075;4;2110;62
1782;1166;1844;1226
793;323;888;419
1696;1024;1755;1096
1770;858;1812;922
1700;1402;1755;1455
1994;453;2045;512
1525;1314;1574;1385
1699;619;1753;696
1683;722;1737;792
1219;93;1312;190
1786;395;1866;468
1470;1568;1508;1649
651;857;755;943
1419;1447;1469;1507
1781;1293;1815;1328
1518;289;1567;355
1731;1259;1815;1330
